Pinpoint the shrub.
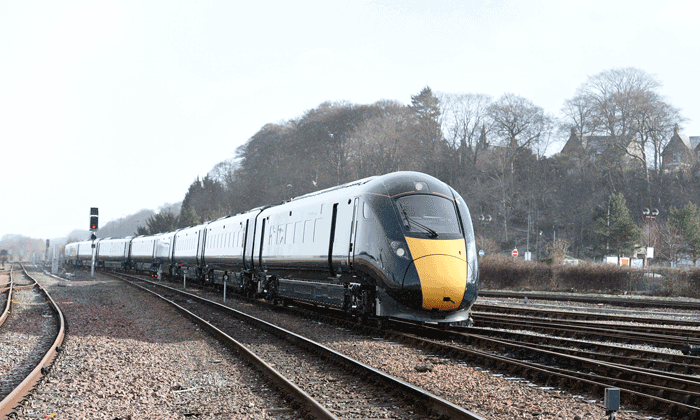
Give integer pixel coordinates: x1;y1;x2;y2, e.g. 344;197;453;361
656;267;700;298
479;255;553;290
479;255;644;294
552;263;634;293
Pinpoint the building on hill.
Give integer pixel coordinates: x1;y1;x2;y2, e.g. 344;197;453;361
558;128;643;169
660;124;700;173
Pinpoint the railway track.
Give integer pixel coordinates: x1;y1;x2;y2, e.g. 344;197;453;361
0;264;66;417
463;324;700;375
470;312;700;350
111;272;484;420
479;289;700;310
246;291;700;418
473;302;700;326
472;301;700;352
0;264;13;327
114;271;697;419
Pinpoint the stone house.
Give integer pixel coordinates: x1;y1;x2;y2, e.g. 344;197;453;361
660;124;700;173
559;128;643;169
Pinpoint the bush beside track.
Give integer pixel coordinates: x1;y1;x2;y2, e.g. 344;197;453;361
479;254;700;298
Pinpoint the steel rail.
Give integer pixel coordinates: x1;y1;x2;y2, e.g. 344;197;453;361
473;307;700;338
380;322;700;419
462;324;700;368
479;290;700;310
473;303;700;327
119;276;339;420
0;264;13;327
99;268;699;418
465;328;700;377
228;292;700;419
472;313;700;349
0;265;66;417
116;273;486;420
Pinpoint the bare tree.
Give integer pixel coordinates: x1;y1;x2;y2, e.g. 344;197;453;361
488;93;554;167
346;101;416;178
561;93;595;138
656;219;682;266
439;92;493;166
571;67;685;178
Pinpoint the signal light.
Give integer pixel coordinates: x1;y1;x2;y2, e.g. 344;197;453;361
90;207;99;231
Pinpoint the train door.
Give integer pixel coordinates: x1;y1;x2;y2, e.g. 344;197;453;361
327;203;339;276
348;197;360;267
257;217;266;271
197;225;208;266
242;219;250;270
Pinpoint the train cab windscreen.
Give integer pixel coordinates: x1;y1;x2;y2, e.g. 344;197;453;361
395;195;461;237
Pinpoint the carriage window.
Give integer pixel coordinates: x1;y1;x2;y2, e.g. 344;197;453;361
303;220;312;243
313;218;323;242
286;223;293;244
294;222;302;244
363;202;372;219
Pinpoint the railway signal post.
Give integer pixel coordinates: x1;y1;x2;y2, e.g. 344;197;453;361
90;207;98;278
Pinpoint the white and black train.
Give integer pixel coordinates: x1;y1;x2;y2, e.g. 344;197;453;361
65;171;479;326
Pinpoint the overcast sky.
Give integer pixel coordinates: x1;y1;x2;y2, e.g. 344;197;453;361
1;0;698;240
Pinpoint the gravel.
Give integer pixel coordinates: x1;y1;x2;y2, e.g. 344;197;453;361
11;271;304;419
7;270;663;419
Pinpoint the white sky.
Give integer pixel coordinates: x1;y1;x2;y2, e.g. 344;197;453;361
1;0;698;240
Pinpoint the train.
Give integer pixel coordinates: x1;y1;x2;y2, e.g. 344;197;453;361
64;171;479;326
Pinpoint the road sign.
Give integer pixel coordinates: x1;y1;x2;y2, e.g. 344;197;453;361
512;248;518;257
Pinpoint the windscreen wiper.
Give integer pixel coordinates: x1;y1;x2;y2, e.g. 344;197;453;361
407;217;439;238
398;203;412;230
398;204;438;238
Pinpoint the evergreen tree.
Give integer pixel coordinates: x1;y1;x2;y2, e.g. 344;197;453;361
409;86;443;176
135;211;178;235
181;176;226;223
178;206;200;228
593;193;641;258
669;202;700;264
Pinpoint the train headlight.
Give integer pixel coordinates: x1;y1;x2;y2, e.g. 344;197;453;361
390;241;409;260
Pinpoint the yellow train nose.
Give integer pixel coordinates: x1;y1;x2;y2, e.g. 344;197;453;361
413;255;466;310
404;238;467;311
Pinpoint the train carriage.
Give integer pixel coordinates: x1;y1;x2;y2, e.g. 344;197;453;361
237;171;479;324
153;231;176;272
95;237;130;268
127;235;157;271
202;211;255;274
76;240;96;266
171;224;208;275
63;243;79;266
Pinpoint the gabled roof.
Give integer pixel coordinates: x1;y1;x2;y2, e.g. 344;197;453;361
665;124;696;152
559;128;633;156
560;128;585;155
690;136;700;151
